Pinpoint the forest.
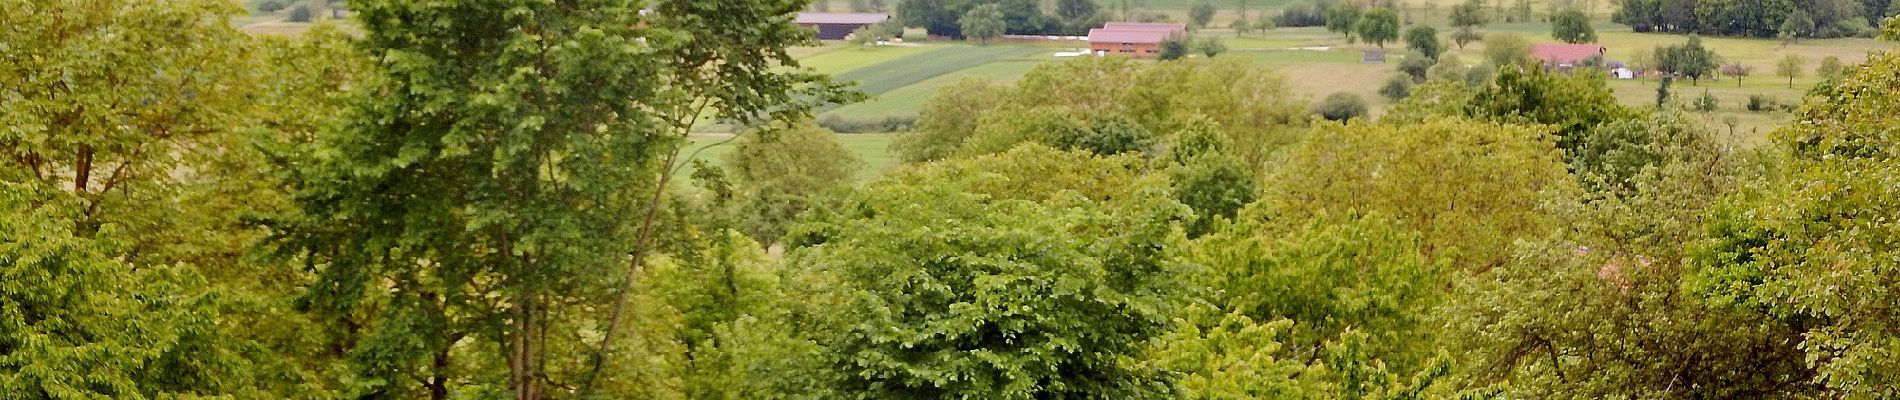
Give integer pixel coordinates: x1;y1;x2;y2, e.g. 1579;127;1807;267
5;0;1900;399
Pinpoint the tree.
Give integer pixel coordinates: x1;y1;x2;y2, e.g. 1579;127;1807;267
999;0;1053;34
1551;8;1597;43
1189;211;1452;386
1776;54;1806;87
1327;3;1365;40
1196;36;1229;57
1482;32;1531;66
1313;92;1370;121
723;121;861;245
285;1;849;398
1780;10;1816;44
1160;37;1192;60
1817;55;1847;78
961;3;1007;44
1722;62;1753;86
1405;25;1444;60
1058;0;1101;20
805;144;1187;399
1465;66;1639;153
1689;50;1900;398
1656;36;1720;85
1357;8;1401;48
1191;0;1219;29
1382;73;1416;100
1264;117;1574;270
1450;0;1490;48
896;78;1010;162
0;0;378;396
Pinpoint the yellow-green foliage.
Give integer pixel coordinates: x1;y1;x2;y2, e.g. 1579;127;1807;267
1260;117;1575;271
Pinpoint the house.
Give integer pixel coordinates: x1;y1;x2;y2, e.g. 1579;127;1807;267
795;12;890;40
1530;43;1607;71
1087;22;1187;58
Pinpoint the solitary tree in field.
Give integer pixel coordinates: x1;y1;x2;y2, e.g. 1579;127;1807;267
961;3;1006;44
1818;55;1846;78
1551;8;1596;43
1328;3;1364;41
1358;8;1401;48
1190;0;1218;29
1722;62;1753;87
1450;0;1489;48
1656;37;1719;85
1198;36;1229;57
1406;25;1444;60
1777;54;1806;87
1484;32;1531;66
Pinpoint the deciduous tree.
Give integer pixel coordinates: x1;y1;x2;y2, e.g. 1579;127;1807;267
961;3;1007;44
1357;8;1402;48
1551;8;1597;43
1776;54;1806;87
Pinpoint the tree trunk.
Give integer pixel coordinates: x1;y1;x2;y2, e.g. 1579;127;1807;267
429;347;451;400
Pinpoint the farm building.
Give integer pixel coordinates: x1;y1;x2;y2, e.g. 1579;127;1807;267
1087;22;1187;58
1531;43;1608;70
796;12;890;40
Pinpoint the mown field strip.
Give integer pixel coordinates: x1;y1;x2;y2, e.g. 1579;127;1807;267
832;45;1047;95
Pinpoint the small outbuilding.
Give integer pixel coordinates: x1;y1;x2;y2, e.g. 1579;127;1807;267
796;12;890;40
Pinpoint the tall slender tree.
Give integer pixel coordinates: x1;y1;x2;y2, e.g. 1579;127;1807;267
287;1;849;398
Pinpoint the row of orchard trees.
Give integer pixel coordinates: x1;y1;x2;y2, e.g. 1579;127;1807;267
7;0;1900;399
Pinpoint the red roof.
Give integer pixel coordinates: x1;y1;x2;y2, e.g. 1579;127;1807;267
1088;28;1175;44
1103;22;1188;33
1531;44;1606;65
795;12;889;25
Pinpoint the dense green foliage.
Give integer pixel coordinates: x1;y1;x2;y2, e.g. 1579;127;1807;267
1616;0;1884;37
1550;8;1597;43
11;1;1900;399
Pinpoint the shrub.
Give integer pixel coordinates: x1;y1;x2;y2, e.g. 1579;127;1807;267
1314;92;1370;121
1693;90;1719;112
1747;94;1776;112
1398;54;1433;82
287;4;313;22
1380;74;1414;101
1159;37;1190;60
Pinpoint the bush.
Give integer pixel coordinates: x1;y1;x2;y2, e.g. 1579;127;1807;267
1747;94;1776;112
1398;54;1433;82
287;4;313;22
817;115;917;133
1314;92;1370;121
1693;90;1719;112
1159;37;1190;60
1380;74;1413;101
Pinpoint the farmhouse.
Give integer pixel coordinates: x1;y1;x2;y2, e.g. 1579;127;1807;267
1087;22;1187;58
1531;43;1608;71
796;12;889;40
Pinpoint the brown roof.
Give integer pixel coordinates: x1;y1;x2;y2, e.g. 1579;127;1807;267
795;12;889;25
1088;28;1175;44
1531;44;1606;65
